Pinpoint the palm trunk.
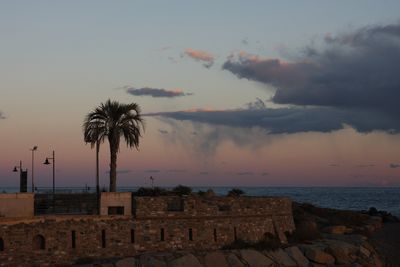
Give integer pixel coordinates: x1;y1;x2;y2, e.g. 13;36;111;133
96;140;100;212
109;141;118;192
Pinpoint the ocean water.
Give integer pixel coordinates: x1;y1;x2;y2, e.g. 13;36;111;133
1;186;399;216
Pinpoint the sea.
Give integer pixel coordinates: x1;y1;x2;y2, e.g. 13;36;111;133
1;186;399;217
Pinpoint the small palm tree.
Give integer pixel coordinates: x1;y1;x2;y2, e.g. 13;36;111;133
83;99;144;192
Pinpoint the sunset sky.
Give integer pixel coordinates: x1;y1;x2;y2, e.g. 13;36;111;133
1;1;400;188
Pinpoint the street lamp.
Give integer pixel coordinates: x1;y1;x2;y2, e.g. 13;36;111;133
43;150;55;195
13;161;28;192
30;146;38;193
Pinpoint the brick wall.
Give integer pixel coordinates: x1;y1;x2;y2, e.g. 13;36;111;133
0;196;294;266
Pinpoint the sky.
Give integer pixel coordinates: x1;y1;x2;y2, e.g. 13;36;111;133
1;1;400;188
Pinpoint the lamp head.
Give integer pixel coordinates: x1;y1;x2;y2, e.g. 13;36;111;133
12;166;18;172
33;146;38;151
43;158;50;165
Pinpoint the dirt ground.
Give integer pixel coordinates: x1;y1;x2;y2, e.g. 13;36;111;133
370;223;400;267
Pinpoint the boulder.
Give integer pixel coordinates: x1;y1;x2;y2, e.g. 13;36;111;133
240;249;276;267
204;251;229;267
284;246;309;267
226;253;245;267
325;241;357;265
322;225;347;234
115;257;136;267
145;256;166;267
169;254;202;267
264;249;297;266
304;247;335;265
359;246;371;258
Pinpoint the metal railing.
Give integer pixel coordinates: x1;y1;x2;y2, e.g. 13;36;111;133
34;193;98;215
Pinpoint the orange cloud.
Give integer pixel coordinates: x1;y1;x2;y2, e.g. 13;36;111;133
184;48;214;68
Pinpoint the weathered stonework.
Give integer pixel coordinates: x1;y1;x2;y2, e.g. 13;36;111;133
0;195;294;266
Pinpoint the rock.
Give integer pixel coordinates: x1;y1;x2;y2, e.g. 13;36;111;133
323;234;367;246
226;253;245;267
304;247;335;265
145;256;167;267
204;251;229;267
169;254;202;267
322;225;347;234
264;249;297;266
240;249;276;267
284;246;309;267
325;241;357;265
373;254;383;267
359;245;371;258
115;257;135;267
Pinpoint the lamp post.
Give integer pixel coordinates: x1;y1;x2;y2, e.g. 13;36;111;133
43;150;55;195
44;150;55;213
30;146;38;193
13;161;27;192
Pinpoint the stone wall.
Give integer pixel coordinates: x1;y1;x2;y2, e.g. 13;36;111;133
0;193;34;218
100;192;132;216
0;196;294;266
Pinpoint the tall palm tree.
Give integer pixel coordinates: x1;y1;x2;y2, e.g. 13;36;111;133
83;99;144;192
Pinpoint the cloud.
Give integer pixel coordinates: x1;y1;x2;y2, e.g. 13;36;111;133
184;48;214;68
125;86;191;98
105;169;131;174
158;129;169;135
167;169;187;173
145;169;161;173
151;99;400;134
356;164;375;168
389;163;400;168
236;171;254;176
261;172;269;176
222;23;400;118
199;171;209;175
0;111;5;119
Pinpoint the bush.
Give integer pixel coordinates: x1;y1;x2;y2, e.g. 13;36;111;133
222;233;281;251
172;185;192;196
134;187;166;196
197;190;206;196
227;188;245;197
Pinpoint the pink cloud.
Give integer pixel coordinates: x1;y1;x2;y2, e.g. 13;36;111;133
184;48;214;68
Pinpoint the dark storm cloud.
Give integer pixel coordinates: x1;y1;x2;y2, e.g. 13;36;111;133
151;105;400;134
389;163;400;168
222;23;400;116
126;87;190;98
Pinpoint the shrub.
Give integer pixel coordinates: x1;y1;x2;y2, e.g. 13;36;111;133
134;187;166;196
222;233;281;251
172;185;192;196
227;188;245;197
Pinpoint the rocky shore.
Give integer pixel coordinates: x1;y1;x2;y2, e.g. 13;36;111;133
72;203;398;267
